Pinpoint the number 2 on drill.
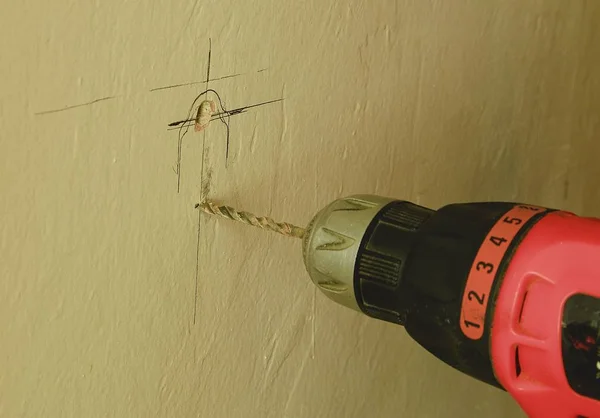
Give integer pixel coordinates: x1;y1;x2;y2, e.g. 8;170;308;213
468;290;486;304
463;291;486;329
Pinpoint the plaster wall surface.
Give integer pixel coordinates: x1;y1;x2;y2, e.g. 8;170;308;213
2;1;600;417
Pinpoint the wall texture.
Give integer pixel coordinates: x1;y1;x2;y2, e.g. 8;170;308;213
2;1;599;417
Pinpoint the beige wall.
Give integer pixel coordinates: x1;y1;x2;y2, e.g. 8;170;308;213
2;1;599;417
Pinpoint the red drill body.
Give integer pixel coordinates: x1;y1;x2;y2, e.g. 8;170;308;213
491;210;600;417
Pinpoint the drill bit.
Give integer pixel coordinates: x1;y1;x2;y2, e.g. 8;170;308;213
197;200;306;239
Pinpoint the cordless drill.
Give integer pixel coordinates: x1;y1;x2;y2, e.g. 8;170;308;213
301;195;600;418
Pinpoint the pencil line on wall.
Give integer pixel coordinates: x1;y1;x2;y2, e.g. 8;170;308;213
193;37;212;325
311;287;316;359
150;73;239;91
166;98;284;131
149;69;267;92
174;88;232;192
34;96;118;115
193;207;202;325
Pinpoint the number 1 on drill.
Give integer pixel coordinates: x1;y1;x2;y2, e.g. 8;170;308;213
463;320;481;329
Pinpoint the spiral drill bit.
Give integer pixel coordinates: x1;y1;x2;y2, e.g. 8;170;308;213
197;200;306;239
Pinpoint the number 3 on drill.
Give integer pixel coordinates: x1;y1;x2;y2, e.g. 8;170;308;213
476;261;494;273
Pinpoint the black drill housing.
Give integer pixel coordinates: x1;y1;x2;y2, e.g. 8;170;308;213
353;200;543;388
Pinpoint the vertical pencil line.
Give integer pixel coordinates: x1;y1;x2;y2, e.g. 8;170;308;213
193;37;212;326
193;207;202;325
311;287;316;359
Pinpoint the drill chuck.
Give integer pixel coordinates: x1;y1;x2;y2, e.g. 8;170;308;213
301;194;395;312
